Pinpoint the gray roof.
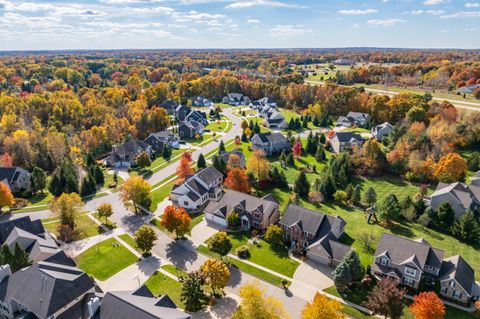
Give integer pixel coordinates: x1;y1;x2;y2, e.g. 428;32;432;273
0;216;46;245
195;166;223;186
114;139;149;156
347;112;370;121
0;167;25;185
374;234;444;270
307;233;351;262
431;182;480;210
254;132;288;144
333;132;363;143
97;286;190;319
0;256;96;319
5;227;59;261
440;255;475;296
149;131;176;141
215;149;246;167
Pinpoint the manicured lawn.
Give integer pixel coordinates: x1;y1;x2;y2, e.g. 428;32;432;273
103;170;124;188
150;179;177;212
92;212;116;229
144;271;185;308
204;120;228;133
161;264;188;278
183;133;212;146
75;237;138;280
324;285;370;306
190;213;204;229
26;191;53;206
43;214;101;241
118;233;142;253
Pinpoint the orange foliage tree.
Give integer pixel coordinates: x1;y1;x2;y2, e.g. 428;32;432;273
0;153;13;167
160;205;192;239
224;168;250;193
0;182;14;211
176;152;195;181
433;153;467;183
410;292;445;319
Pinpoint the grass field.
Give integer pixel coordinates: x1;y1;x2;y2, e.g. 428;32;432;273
150;179;177;212
43;214;101;241
75;237;138;280
144;271;185;308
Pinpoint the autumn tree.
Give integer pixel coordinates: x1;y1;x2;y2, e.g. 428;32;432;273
51;192;82;239
207;231;232;260
134;225;158;255
160;205;192;239
120;176;152;214
227;153;242;170
293;139;302;158
136;151;151;169
246;150;270;182
0;182;14;212
433;153;467;183
233;282;290;319
302;292;345;319
0;153;12;167
363;278;406;319
96;203;113;224
200;259;230;294
410;292;445;319
264;224;284;246
363;187;377;206
224;168;250;193
176;152;195;181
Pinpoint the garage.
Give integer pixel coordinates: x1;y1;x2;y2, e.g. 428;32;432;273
205;212;228;228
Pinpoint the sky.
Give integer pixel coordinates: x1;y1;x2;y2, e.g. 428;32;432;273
0;0;479;50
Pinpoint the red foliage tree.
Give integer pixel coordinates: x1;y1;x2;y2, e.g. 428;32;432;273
0;153;13;167
224;168;250;193
176;152;195;181
160;205;192;239
293;140;302;158
409;292;445;319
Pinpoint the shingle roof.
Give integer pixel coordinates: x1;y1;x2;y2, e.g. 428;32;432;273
431;182;480;210
194;166;223;186
0;216;46;245
0;167;19;184
114;139;149;156
440;255;475;296
254;132;288;144
307;233;351;262
333;132;363;143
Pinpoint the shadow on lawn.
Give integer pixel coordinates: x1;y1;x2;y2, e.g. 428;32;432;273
386;222;415;238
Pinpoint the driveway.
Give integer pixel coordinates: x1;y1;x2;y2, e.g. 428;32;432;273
191;294;240;319
190;219;224;246
289;260;333;301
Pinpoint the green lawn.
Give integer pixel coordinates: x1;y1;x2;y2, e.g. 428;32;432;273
92;212;116;229
103;170;124;188
43;214;101;241
150;179;177;212
144;271;185;308
161;264;188;278
204;120;229;133
26;191;53;206
190;213;204;229
75;237;138;280
118;233;142;253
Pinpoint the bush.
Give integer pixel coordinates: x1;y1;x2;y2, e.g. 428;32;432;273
308;191;324;205
236;245;250;259
13;198;28;209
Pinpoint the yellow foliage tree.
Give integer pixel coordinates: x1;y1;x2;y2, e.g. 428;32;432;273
120;176;152;214
200;259;230;294
433;153;467;183
233;282;290;319
246;150;270;182
301;293;345;319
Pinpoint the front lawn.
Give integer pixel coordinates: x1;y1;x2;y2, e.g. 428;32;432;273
118;233;142;253
150;179;177;212
161;264;188;278
43;214;101;241
144;271;185;308
75;237;138;280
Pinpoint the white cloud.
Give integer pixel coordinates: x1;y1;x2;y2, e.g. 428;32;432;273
423;0;446;5
100;0;165;3
439;11;480;18
465;2;479;7
246;19;261;23
409;9;445;15
461;27;478;31
338;9;378;15
269;24;312;38
131;6;174;14
367;18;405;26
227;0;305;9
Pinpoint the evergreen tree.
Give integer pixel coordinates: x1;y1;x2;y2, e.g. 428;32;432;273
279;150;287;163
80;173;97;196
48;158;79;196
364;187;377;206
253;122;261;134
212;156;226;173
288;118;295;130
180;271;205;312
12;243;30;272
345;184;354;201
31;167;47;194
294;172;310;198
241;132;248;142
85;153;95;167
343;250;364;283
315;144;326;162
332;261;352;293
452;211;480;243
378;194;401;222
286;153;295;167
197;153;206;169
433;202;456;230
93;165;104;185
162;146;171;160
319;133;326;144
302;116;309;128
352;185;362;206
218;140;225;154
306;131;317;155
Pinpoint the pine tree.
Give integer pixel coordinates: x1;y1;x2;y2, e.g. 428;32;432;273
306;131;317;155
294;172;310;198
364;187;377;206
12;243;30;272
315;144;326;162
345;184;354;201
352;185;361;206
452;211;480;243
93;165;104;185
162;146;171;160
279;150;287;163
32;167;47;194
286;153;295;167
343;250;364;283
218;140;225;154
197;153;206;169
378;194;401;222
181;271;205;312
253;122;260;133
332;261;352;293
241;132;248;142
212;156;226;173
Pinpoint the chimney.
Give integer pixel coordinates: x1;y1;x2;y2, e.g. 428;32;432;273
0;265;12;282
87;296;100;318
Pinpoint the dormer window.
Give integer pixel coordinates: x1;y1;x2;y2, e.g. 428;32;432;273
380;258;388;266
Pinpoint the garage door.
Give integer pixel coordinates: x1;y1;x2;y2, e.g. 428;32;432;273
205;213;228;228
307;251;331;266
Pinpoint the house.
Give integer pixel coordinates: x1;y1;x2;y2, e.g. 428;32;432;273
329;132;364;153
191;96;214;108
371;122;394;141
336;116;354;128
170;166;223;212
144;131;180;153
371;234;479;305
94;285;190;319
456;84;480;94
265;110;288;129
426;181;480;219
280;205;349;267
204;190;280;230
346;112;371;127
160;100;178;115
175;105;191;122
334;58;355;66
0;167;31;192
185;110;208;126
251;132;290;156
0;252;97;319
222;93;251;106
178;121;203;139
213;149;246;168
250;97;277;109
107;139;152;168
0;216;59;263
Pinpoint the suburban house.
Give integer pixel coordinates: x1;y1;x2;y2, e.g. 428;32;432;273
251;132;290;156
372;233;479;305
348;112;371;127
456;84;480;94
329;132;364;153
178;121;203;139
144;131;180;153
222;93;251;106
160;100;178;115
204;190;280;230
213;149;246;168
93;285;190;319
170;166;223;212
371;122;394;141
0;216;59;263
258;107;287;129
334;58;355;65
250;97;277;109
191;96;214;108
426;181;480;218
0;167;31;192
280;205;350;267
175;105;208;126
175;105;191;122
0;252;97;319
107;139;152;168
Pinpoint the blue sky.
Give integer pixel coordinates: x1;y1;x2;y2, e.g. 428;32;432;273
0;0;478;50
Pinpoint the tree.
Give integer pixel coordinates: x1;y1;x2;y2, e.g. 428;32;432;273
93;165;104;185
332;261;352;293
200;259;230;294
136;151;151;169
80;173;97;196
120;176;152;214
0;182;14;211
410;292;445;319
0;244;31;272
306;131;317;155
246;150;270;182
343;250;364;283
197;153;206;169
218;140;225;154
134;225;158;255
96;203;113;224
224;168;250;193
227;211;240;229
160;205;192;239
233;283;290;319
48;159;79;197
180;271;204;311
432;202;456;230
212;155;227;173
51;192;83;230
294;171;310;198
286;153;295;167
293;139;302;158
176;152;195;181
433;153;467;183
265;224;284;246
352;185;361;206
452;211;480;243
207;231;232;260
315;144;326;162
363;278;406;319
31;167;47;194
363;187;377;206
302;292;345;319
378;193;401;223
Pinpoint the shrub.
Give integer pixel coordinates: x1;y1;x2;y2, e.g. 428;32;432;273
236;245;250;259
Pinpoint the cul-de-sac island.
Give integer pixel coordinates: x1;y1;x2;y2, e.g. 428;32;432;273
0;1;480;319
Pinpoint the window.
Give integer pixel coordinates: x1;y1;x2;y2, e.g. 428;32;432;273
453;291;462;299
450;281;456;288
425;265;435;271
405;267;416;277
380;258;388;266
403;277;414;286
440;287;448;295
184;201;188;206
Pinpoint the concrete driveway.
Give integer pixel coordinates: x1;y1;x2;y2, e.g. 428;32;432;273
289;260;334;301
190;219;224;246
